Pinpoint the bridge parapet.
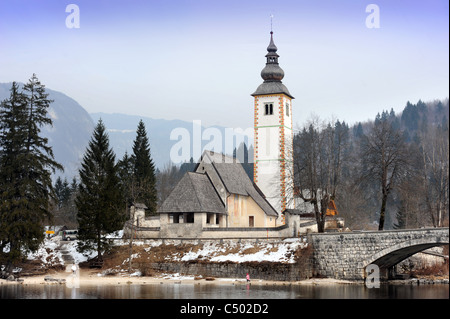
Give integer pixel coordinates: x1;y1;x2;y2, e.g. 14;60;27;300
309;228;449;280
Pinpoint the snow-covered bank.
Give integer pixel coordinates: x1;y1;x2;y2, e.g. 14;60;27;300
163;238;308;264
12;235;308;275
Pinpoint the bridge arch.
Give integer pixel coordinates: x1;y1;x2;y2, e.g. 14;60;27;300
310;228;448;280
358;234;449;279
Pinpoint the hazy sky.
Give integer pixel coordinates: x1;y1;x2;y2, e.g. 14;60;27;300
0;0;448;130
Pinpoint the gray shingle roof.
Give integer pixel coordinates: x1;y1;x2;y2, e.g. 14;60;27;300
158;172;225;214
158;151;279;217
201;151;279;217
251;81;294;99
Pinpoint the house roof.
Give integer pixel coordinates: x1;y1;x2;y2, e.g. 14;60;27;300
200;151;278;217
158;172;225;214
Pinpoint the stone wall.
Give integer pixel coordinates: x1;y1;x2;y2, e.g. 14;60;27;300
124;211;302;239
142;261;312;282
309;228;449;280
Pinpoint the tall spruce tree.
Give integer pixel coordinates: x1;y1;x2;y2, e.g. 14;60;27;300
117;151;134;204
131;120;157;214
75;120;125;262
0;76;62;275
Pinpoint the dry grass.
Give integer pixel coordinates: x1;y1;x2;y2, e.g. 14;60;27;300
81;241;312;276
294;244;313;266
411;261;449;278
240;247;261;255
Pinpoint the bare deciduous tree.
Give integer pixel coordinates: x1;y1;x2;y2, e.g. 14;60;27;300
419;125;449;227
292;117;350;232
156;163;182;208
359;113;413;230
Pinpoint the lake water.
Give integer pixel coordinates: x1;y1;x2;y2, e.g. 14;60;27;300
0;282;448;299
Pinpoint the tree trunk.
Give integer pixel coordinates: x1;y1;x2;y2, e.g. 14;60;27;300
97;230;103;262
379;192;387;230
314;197;327;233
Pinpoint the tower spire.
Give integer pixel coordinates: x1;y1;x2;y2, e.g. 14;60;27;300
270;14;273;33
251;29;294;98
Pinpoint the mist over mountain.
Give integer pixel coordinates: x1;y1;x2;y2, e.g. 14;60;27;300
1;82;252;180
90;112;253;170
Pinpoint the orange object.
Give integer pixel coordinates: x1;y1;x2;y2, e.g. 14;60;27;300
326;199;338;216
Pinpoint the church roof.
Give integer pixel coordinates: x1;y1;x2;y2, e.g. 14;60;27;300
158;151;278;217
199;151;278;217
251;81;294;99
158;172;225;214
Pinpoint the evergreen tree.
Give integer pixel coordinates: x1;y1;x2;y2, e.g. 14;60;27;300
54;176;65;208
179;157;196;175
52;176;78;227
75;120;125;262
131;120;157;215
70;177;78;194
401;101;419;133
0;76;62;275
117;151;135;206
54;177;71;209
394;201;407;229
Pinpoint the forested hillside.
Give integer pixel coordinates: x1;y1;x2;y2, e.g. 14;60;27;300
318;99;449;230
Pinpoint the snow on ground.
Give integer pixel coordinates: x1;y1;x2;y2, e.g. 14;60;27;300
26;236;94;266
161;273;196;280
174;239;307;264
27;237;64;266
61;240;96;264
22;235;308;275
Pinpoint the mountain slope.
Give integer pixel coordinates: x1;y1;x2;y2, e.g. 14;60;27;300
0;82;95;181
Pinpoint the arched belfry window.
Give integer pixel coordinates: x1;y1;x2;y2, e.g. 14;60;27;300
265;103;274;115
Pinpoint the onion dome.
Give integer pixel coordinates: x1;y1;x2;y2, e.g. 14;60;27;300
252;31;294;99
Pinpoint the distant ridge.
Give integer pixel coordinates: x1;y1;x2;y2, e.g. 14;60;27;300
90;112;254;169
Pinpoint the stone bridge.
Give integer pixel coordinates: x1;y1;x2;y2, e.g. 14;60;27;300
309;227;449;281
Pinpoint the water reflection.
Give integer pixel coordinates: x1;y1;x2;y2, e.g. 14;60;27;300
0;283;448;299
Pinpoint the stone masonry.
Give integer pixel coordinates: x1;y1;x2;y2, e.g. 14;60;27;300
309;228;449;280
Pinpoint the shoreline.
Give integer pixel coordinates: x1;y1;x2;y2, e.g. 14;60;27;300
2;268;448;287
1;269;357;286
3;269;447;287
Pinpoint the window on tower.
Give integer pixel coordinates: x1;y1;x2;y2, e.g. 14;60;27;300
286;103;289;116
265;103;274;115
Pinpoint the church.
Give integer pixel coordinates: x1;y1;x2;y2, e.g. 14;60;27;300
124;31;341;239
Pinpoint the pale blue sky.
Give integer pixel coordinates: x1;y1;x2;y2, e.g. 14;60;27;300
0;0;448;129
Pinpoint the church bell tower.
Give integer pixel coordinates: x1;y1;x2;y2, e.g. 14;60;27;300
252;31;295;221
